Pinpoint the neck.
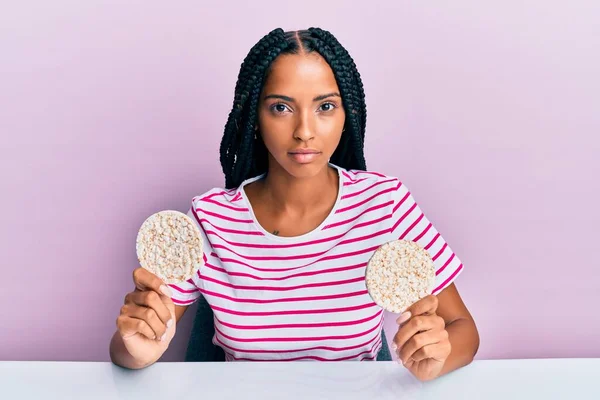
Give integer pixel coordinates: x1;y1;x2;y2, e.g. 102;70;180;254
262;163;339;213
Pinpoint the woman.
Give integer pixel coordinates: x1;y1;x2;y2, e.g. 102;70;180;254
110;27;479;382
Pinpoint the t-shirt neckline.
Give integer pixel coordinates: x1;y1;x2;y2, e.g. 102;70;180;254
238;163;345;243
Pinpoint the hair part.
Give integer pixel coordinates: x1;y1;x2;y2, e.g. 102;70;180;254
219;28;367;189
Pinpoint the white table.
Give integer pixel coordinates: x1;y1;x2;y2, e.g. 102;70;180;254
1;359;598;399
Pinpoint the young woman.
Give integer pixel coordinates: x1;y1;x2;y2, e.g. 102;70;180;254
110;28;479;382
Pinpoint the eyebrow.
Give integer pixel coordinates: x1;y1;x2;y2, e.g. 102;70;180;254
263;92;341;102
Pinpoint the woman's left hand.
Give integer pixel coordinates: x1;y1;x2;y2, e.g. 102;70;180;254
392;295;451;382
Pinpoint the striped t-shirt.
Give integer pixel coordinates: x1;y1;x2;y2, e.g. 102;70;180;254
169;164;464;361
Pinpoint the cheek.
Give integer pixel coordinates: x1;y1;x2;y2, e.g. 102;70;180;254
258;111;286;145
319;114;345;150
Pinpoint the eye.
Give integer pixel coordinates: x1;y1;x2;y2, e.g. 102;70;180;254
270;103;291;114
318;102;337;112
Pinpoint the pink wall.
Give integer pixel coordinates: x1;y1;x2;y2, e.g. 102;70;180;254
1;1;598;362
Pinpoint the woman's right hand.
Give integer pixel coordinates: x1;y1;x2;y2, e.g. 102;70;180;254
116;267;177;365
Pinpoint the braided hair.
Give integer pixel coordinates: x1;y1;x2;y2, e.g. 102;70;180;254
219;28;367;189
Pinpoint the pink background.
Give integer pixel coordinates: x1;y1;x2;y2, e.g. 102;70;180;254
1;1;598;362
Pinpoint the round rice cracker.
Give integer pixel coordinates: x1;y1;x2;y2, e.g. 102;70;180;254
365;240;435;314
136;210;204;285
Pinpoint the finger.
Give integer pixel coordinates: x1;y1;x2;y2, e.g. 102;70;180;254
132;267;173;297
406;295;438;318
398;329;447;364
125;291;173;327
396;311;412;325
121;304;168;341
394;315;443;351
116;315;156;340
410;342;451;363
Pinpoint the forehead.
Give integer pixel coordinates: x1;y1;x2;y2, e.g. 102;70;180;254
262;53;339;95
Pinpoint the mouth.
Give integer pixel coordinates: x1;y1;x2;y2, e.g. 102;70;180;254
288;149;322;164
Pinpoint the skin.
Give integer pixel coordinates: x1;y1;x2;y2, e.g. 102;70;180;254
110;51;480;381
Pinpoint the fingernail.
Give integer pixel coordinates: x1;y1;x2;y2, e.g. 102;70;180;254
160;285;173;297
167;319;173;328
391;342;398;351
161;333;167;342
396;311;411;325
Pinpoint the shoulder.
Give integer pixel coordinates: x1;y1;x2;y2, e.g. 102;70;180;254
189;184;248;216
339;167;405;196
184;182;250;229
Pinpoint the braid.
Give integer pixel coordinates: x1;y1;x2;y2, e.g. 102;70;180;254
219;27;368;188
220;29;288;188
308;28;367;171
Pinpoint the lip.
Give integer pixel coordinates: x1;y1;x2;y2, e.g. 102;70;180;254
288;148;321;154
288;148;322;164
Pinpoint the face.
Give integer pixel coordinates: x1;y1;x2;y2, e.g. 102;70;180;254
257;52;345;179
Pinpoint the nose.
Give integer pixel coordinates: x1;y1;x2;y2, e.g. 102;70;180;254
293;111;315;142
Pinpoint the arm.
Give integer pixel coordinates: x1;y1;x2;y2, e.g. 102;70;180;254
435;283;479;376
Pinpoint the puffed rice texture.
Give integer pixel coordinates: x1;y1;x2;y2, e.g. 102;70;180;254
136;210;203;284
365;240;435;313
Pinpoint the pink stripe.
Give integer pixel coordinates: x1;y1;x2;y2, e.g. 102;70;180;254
210;302;377;317
351;214;392;231
323;201;393;230
191;207;262;236
391;202;418;232
214;320;381;342
203;262;367;281
199;272;365;292
337;228;389;246
197;219;263;235
399;213;425;239
340;178;397;200
432;243;448;262
200;198;249;212
337;182;402;213
433;263;463;294
392;191;411;213
343;177;368;186
199;288;369;304
425;233;441;250
211;239;380;262
172;297;196;305
198;208;253;223
212;254;303;272
315;245;380;263
231;192;242;202
209;227;386;263
341;170;354;182
200;189;237;200
413;223;433;242
205;228;346;249
215;310;383;330
351;170;388;178
169;284;199;294
435;253;455;276
211;243;328;261
215;329;379;353
228;339;382;361
205;207;389;250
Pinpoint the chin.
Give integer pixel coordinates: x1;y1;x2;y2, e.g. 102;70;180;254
277;159;330;180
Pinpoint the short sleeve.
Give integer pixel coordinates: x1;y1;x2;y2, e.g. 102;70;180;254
389;180;464;295
166;207;205;306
